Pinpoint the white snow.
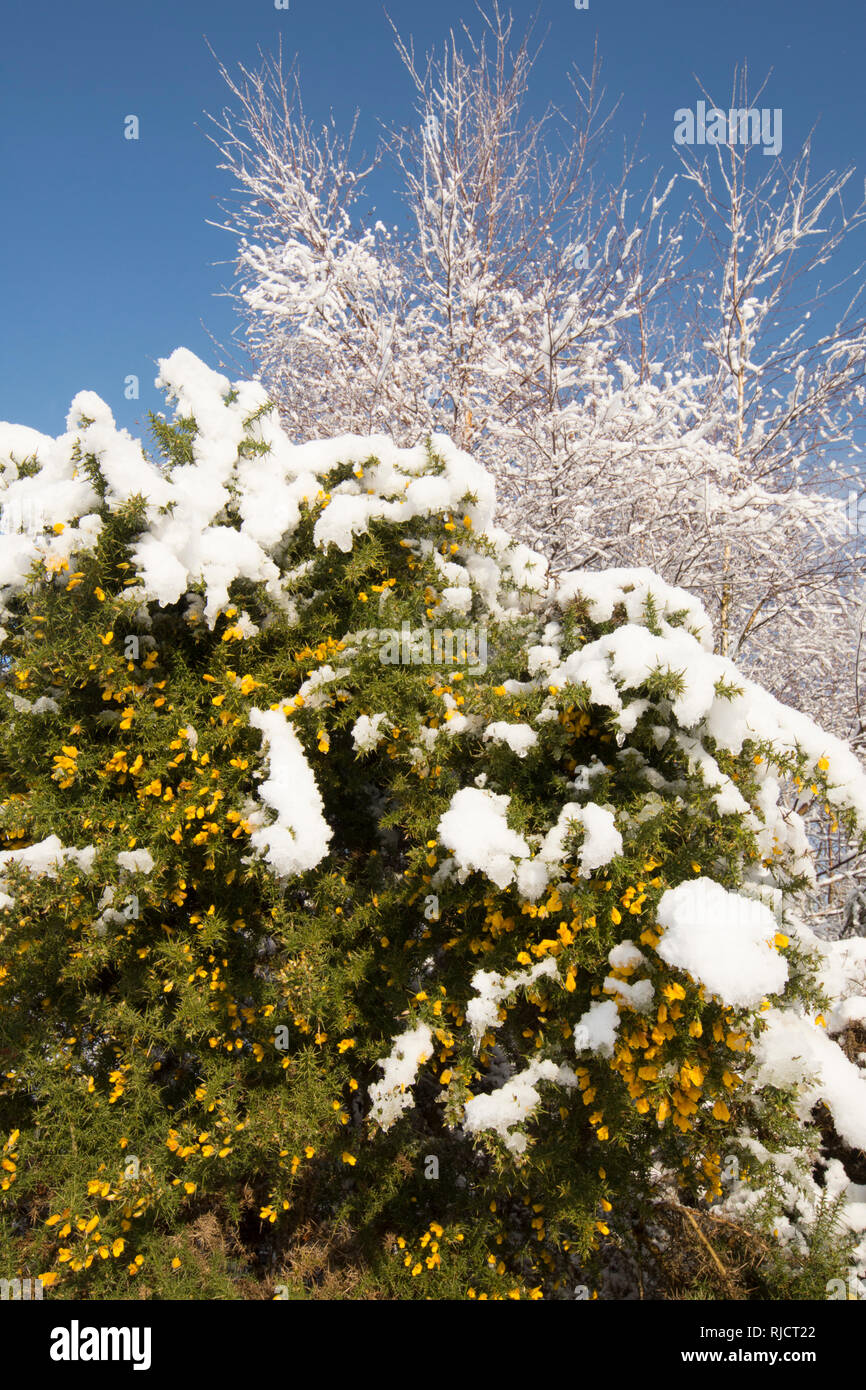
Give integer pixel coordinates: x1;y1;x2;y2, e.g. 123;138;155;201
482;721;538;757
608;941;646;971
462;1058;578;1154
351;712;390;753
603;975;655;1012
557;568;713;647
573;1000;622;1057
539;801;623;878
246;707;333;878
466;958;558;1048
656;878;788;1008
0;835;95;908
753;1008;866;1151
0;835;95;877
116;849;155;875
437;788;530;890
368;1022;434;1130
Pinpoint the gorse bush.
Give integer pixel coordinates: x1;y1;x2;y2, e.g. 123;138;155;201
1;350;865;1300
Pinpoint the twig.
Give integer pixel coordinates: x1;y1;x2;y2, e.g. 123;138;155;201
671;1203;740;1297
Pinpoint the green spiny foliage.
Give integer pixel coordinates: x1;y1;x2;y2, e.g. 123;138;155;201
0;372;859;1302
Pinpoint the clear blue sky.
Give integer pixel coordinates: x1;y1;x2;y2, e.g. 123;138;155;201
2;0;864;438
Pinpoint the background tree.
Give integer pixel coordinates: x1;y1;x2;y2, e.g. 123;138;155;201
209;10;866;933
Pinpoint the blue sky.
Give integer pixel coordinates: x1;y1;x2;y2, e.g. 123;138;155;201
2;0;864;439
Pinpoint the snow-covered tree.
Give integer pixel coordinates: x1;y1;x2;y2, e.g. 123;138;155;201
210;18;863;709
673;66;866;706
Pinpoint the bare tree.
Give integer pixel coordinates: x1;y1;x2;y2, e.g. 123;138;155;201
207;15;865;762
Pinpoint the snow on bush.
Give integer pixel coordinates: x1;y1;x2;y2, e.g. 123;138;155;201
1;347;865;1300
656;879;788;1009
466;958;559;1048
246;707;333;878
482;722;538;758
463;1059;578;1155
368;1023;434;1130
437;788;530;890
574;1000;622;1058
